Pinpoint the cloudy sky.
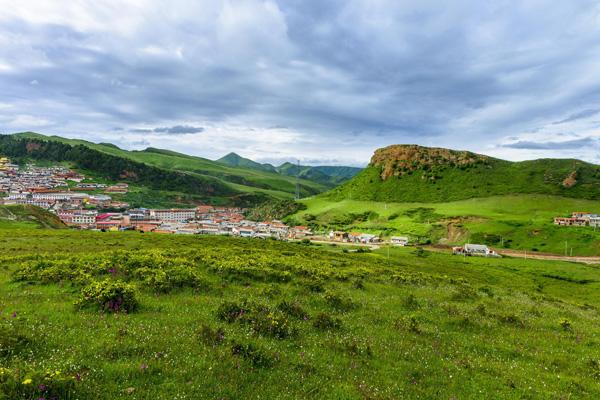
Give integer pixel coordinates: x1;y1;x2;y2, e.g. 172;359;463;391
2;1;600;166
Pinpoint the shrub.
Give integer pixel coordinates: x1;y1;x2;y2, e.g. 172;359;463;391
403;294;420;310
394;315;421;334
216;301;251;323
302;278;325;293
197;324;225;347
217;300;297;339
352;278;365;290
559;318;572;332
313;313;342;330
75;280;138;313
249;309;297;339
277;300;308;320
230;342;275;368
324;291;356;312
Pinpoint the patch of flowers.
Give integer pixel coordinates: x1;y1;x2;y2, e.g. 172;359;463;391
0;367;79;399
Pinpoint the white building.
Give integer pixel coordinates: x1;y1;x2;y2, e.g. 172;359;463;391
150;209;196;222
390;236;409;246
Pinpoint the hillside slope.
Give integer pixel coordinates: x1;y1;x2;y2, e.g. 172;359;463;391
0;205;65;229
327;144;600;202
5;132;329;202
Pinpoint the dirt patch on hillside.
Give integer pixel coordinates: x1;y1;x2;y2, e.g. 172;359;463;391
440;216;488;243
562;171;578;188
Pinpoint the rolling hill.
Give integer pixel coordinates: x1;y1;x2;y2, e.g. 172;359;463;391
217;152;362;187
327;144;600;202
1;132;336;206
292;144;600;256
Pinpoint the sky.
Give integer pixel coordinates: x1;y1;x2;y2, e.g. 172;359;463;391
2;1;600;166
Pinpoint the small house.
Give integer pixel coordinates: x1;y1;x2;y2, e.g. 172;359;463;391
390;236;409;246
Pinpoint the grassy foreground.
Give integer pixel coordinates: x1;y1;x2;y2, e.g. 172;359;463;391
1;228;599;399
291;195;600;256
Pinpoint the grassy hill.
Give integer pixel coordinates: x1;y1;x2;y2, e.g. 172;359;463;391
327;144;600;202
0;205;65;229
2;132;332;206
1;227;599;398
217;152;362;187
217;152;278;173
289;145;600;256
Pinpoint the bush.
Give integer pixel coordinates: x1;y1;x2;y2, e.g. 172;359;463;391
403;294;420;310
324;291;356;311
230;342;275;368
216;301;251;323
559;318;572;332
75;280;138;313
217;300;297;339
313;313;342;330
394;315;421;334
277;300;308;320
197;324;225;347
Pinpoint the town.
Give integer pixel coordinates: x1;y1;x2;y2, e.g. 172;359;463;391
5;157;589;256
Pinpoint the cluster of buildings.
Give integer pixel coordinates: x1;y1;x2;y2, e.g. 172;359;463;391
54;205;314;239
0;158;130;211
327;231;411;246
0;162;83;194
554;212;600;227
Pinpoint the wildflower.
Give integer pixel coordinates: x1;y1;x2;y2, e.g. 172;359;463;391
11;311;17;318
38;384;48;391
22;378;33;385
140;363;148;371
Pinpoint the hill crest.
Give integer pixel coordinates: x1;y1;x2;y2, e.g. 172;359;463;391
371;144;490;180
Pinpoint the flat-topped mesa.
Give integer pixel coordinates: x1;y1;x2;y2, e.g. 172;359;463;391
370;144;489;180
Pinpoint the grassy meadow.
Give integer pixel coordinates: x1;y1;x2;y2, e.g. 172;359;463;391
1;228;599;399
291;195;600;256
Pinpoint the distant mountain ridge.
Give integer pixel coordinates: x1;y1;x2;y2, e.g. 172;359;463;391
216;152;362;187
0;132;338;206
326;144;600;202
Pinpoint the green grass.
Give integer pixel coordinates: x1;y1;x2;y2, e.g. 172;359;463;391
292;194;600;256
0;228;599;399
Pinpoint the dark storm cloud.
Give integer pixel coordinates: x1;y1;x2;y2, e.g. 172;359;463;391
502;137;597;150
2;1;600;163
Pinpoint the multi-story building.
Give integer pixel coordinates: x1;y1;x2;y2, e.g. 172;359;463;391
150;209;196;222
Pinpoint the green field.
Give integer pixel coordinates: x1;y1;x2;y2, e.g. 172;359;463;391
291;195;600;256
1;226;599;399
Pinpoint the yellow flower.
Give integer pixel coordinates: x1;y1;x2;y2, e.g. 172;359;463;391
22;378;32;385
